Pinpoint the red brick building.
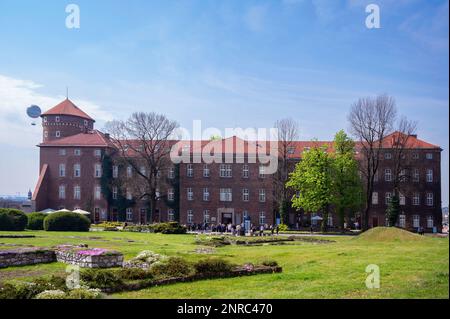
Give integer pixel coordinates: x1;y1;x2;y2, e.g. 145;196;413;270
32;99;443;231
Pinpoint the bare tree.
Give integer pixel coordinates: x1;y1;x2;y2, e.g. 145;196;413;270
274;118;299;225
105;112;179;223
386;117;417;225
348;94;396;230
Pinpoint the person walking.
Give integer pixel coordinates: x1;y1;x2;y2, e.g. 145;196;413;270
276;225;279;236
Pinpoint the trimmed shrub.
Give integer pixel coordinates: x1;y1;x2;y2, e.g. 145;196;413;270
0;275;67;299
80;268;124;290
26;212;47;230
149;256;194;278
67;288;104;299
277;224;289;232
0;208;28;231
118;267;152;280
194;258;234;275
43;212;91;232
35;290;67;299
152;222;187;234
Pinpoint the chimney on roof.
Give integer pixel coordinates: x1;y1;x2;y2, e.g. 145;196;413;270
409;134;417;138
104;133;110;140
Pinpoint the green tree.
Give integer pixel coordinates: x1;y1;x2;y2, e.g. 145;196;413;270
332;130;362;231
286;144;334;232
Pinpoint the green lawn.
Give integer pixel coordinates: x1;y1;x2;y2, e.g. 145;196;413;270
0;228;448;299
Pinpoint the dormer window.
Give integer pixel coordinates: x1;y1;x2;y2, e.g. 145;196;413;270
55;116;60;123
287;147;295;154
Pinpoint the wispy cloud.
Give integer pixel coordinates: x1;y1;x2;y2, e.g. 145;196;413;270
244;4;268;32
0;74;111;147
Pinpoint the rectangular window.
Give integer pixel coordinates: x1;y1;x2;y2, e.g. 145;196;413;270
187;210;193;224
126;166;132;178
384;168;392;182
413;169;419;182
59;149;66;156
58;185;66;199
140;166;146;176
168;188;174;201
412;193;420;206
427;216;434;228
59;164;66;177
94;149;101;157
412;153;419;160
203;164;210;177
74;164;81;177
168;167;175;179
426;193;433;206
73;185;81;200
94;163;102;178
384;152;392;159
74;149;81;156
113;165;118;178
327;215;333;227
55;131;60;137
220;188;232;202
187;188;193;201
372;192;378;205
242;188;249;202
287;147;295;154
126;208;133;221
220;164;232;177
400;169;407;182
413;215;420;228
259;165;266;178
55;116;60;122
203;188;209;201
168;209;175;222
426;153;433;160
126;188;132;200
426;169;433;183
399;215;406;228
242;165;249;178
373;171;379;182
259;189;266;202
385;192;392;205
203;210;210;223
94;186;101;200
259;212;266;225
187;164;193;177
399;193;406;206
112;186;118;200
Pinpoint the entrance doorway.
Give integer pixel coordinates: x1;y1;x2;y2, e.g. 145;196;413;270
222;213;233;225
372;216;379;227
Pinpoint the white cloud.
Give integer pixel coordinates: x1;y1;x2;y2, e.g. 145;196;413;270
0;74;111;148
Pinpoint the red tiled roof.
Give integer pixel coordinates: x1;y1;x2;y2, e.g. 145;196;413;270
41;98;94;121
378;131;440;149
39;130;115;148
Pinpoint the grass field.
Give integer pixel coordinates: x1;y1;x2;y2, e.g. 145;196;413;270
0;228;448;299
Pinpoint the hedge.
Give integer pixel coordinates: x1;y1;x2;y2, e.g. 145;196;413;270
0;209;28;231
43;212;91;232
26;212;47;230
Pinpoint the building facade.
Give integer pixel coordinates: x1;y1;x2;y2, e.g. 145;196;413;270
32;99;443;231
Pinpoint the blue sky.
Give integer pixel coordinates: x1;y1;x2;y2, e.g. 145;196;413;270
0;0;448;206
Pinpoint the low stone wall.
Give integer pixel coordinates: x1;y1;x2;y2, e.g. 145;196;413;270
0;248;55;268
55;248;123;268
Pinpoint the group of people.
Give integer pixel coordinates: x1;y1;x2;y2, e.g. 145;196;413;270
186;223;280;236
